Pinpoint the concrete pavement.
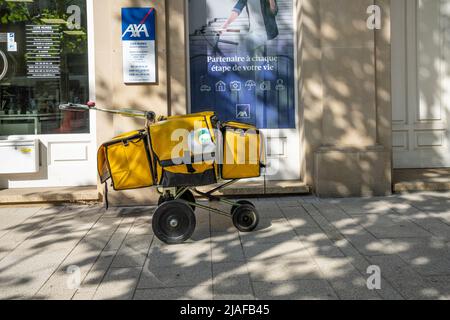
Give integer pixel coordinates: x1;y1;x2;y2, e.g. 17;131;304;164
0;192;450;300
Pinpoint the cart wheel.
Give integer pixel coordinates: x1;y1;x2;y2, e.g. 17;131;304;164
232;204;259;232
158;190;196;211
231;200;255;215
158;195;173;206
179;190;196;211
152;200;196;244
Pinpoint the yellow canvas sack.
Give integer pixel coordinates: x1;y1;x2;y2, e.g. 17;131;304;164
221;122;265;180
97;130;155;191
148;112;219;187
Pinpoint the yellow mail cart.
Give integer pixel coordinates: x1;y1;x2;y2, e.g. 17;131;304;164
60;102;266;244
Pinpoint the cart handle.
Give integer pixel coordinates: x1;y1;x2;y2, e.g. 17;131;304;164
59;102;156;122
59;103;90;112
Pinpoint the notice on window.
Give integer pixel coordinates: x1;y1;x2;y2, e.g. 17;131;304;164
7;33;17;52
121;8;156;84
26;25;61;79
188;0;296;129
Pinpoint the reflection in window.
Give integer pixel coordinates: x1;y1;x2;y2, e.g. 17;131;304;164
0;0;89;136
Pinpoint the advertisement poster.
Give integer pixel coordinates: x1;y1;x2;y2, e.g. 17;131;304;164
122;8;156;83
189;0;295;129
26;25;61;79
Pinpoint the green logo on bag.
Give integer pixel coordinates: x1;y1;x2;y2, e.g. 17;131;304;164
197;129;212;145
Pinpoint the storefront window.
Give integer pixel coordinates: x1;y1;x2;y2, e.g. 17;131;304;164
188;0;296;129
0;0;89;136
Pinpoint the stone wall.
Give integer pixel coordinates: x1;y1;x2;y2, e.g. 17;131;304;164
301;0;392;197
93;0;393;204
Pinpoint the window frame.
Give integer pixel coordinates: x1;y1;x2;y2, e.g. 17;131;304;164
0;0;96;140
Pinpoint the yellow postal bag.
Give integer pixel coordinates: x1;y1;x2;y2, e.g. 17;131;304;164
97;130;155;191
148;112;219;187
221;122;266;180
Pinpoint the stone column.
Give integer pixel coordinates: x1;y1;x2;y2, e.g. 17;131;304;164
167;0;188;116
301;0;392;197
94;0;168;205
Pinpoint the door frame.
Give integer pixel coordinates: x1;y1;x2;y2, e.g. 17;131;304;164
184;0;303;181
392;0;450;169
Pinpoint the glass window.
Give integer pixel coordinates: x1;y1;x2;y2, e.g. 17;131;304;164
0;0;89;136
188;0;296;129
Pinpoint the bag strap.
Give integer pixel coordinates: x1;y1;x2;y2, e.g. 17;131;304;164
104;183;109;210
186;164;196;173
160;152;217;168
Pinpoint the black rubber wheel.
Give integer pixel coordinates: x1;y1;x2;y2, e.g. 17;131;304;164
232;204;259;232
152;200;196;244
158;195;172;206
231;200;255;215
179;190;196;211
158;190;196;211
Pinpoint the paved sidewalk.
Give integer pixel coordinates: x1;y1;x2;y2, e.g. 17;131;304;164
1;192;450;300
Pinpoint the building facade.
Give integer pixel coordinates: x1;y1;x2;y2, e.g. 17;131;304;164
0;0;449;205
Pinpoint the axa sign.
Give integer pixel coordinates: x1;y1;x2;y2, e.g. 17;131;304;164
121;8;155;41
122;24;149;39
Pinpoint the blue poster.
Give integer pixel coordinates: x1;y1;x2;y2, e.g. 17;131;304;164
121;8;156;83
189;0;295;129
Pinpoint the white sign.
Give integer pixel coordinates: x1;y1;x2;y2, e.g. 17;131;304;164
7;32;17;52
122;8;156;83
7;42;17;52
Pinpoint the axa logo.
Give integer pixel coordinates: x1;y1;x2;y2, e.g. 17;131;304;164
122;24;149;38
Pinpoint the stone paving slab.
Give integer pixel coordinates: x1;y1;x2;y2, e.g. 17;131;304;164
138;261;213;289
1;193;450;300
134;285;213;300
93;267;142;300
252;280;338;300
212;262;254;300
211;234;245;263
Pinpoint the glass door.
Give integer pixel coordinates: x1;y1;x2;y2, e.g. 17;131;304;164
187;0;301;180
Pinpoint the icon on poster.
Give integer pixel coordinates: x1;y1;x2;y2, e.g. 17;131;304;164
245;80;256;90
215;81;226;92
276;79;286;91
230;81;242;92
260;81;271;91
236;104;251;119
200;84;211;92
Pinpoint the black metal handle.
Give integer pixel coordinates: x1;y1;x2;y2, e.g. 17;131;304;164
59;103;90;112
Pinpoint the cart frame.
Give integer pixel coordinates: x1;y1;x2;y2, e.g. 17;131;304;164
59;102;261;244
